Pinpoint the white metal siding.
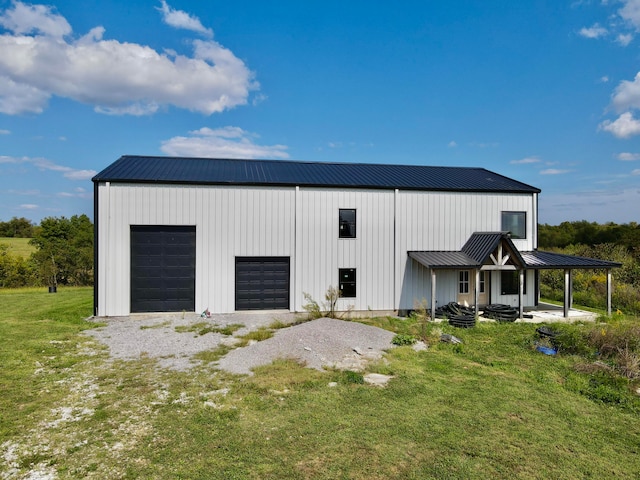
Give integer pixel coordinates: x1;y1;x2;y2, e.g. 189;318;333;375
97;182;537;316
395;191;536;310
294;188;395;312
97;183;295;316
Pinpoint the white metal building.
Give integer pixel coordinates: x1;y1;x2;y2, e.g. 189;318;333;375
92;156;619;317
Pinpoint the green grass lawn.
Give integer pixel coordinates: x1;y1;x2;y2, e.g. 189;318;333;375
0;237;35;258
1;288;639;479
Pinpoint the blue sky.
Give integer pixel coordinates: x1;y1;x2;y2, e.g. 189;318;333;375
1;0;639;225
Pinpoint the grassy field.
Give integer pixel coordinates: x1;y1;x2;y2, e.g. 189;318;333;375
0;237;35;258
1;288;639;479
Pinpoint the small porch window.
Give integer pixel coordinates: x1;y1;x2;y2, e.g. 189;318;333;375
459;270;470;294
479;271;486;293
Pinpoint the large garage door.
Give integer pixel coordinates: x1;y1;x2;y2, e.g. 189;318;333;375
131;226;196;313
235;257;290;310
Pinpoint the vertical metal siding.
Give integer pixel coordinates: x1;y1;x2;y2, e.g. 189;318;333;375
97;184;295;316
295;188;395;311
396;191;536;310
97;182;536;316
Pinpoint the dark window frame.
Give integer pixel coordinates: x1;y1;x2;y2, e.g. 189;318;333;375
479;271;486;294
501;211;527;239
339;268;357;298
458;270;470;294
339;209;356;239
501;270;527;295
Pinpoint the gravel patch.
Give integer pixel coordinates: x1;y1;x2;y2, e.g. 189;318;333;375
85;312;300;370
217;317;395;375
85;314;395;374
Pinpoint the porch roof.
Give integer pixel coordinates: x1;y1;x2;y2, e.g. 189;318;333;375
409;232;622;270
519;250;622;269
408;251;479;268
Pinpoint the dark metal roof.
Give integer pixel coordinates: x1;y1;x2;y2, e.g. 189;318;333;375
461;232;525;266
92;155;541;193
408;251;480;268
410;233;621;270
520;251;622;269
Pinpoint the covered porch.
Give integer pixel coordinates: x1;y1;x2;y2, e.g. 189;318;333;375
409;232;621;320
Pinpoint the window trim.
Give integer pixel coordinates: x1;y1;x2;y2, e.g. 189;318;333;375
459;270;470;294
339;208;356;239
339;268;357;298
501;211;527;239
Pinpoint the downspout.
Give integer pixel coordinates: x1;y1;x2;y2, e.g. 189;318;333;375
93;180;99;317
430;268;436;319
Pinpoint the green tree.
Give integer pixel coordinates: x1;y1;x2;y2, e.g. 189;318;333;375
29;215;94;286
0;244;34;287
0;217;35;238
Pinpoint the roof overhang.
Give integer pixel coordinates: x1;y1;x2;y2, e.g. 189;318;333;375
408;251;480;269
409;233;622;270
520;250;622;269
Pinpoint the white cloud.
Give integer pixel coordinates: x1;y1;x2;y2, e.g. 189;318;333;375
619;0;640;30
617;33;634;45
599;112;640;138
0;129;9;134
470;141;499;148
158;1;212;38
0;155;96;180
540;169;570;175
632;169;640;175
447;140;457;148
579;23;608;38
19;203;38;210
0;2;257;115
600;75;609;83
510;156;541;165
610;72;640;112
0;1;70;37
617;152;640;160
160;126;290;159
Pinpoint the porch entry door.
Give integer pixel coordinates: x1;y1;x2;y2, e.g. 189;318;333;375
457;270;488;307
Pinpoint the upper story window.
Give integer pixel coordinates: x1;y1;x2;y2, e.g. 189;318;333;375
339;209;356;238
501;211;526;239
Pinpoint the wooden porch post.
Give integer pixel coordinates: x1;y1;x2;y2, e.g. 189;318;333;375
606;269;612;316
563;269;571;318
518;269;524;319
474;269;480;316
430;268;437;319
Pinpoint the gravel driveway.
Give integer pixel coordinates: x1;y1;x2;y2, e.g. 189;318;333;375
85;313;395;374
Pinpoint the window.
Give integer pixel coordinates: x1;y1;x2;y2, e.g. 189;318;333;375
501;271;527;295
339;268;356;297
479;271;486;293
459;270;470;294
501;211;526;239
339;209;356;238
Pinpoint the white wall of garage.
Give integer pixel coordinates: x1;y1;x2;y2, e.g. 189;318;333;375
96;182;537;316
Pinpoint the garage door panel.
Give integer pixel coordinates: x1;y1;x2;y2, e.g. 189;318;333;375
235;257;290;310
131;226;195;313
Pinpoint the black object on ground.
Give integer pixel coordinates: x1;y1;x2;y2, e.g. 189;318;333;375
483;304;519;322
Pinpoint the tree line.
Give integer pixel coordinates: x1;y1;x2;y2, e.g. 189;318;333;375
538;221;640;314
0;215;93;288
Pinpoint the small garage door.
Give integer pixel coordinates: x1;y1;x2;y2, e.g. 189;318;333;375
235;257;290;310
131;226;196;313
